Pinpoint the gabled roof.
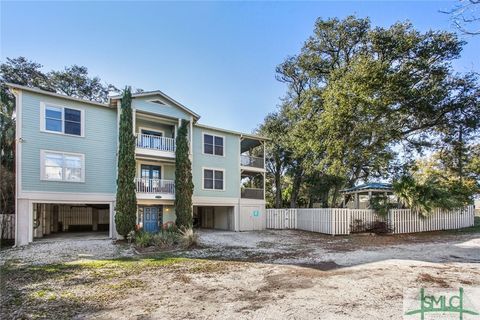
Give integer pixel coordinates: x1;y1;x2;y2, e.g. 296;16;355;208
110;90;201;120
341;182;393;193
5;83;111;108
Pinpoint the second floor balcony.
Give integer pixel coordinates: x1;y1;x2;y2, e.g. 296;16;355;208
135;133;176;158
135;177;175;200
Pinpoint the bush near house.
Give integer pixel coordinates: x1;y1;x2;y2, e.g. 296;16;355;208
133;228;198;249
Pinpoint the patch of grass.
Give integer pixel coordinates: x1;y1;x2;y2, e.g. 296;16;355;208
107;279;146;290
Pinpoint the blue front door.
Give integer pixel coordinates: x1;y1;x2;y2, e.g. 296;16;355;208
144;207;160;233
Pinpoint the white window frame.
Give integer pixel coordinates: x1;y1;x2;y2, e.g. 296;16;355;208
202;167;225;191
202;132;225;157
40;102;85;137
40;150;85;183
138;126;165;137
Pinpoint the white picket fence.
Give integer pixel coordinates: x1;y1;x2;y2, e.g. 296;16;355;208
266;206;475;235
388;206;475;234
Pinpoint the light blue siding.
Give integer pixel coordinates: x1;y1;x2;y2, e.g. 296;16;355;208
21;92;117;193
192;126;240;198
133;97;192;120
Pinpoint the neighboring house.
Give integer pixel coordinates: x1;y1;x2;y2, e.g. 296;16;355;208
8;83;267;246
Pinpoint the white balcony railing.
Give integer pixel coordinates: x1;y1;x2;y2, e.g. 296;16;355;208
240;155;264;169
136;134;176;152
135;178;175;194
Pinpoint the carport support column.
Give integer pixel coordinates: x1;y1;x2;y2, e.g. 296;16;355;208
92;208;99;231
110;202;118;239
15;199;30;246
234;204;240;232
35;204;44;238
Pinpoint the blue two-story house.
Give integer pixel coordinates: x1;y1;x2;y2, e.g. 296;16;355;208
8;83;267;246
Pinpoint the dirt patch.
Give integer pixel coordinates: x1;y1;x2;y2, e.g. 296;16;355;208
416;273;450;288
2;229;479;319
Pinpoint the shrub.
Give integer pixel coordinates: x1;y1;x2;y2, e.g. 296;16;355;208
179;228;198;249
151;229;180;248
135;231;153;247
365;221;393;234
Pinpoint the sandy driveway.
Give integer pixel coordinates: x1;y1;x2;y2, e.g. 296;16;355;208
1;229;479;319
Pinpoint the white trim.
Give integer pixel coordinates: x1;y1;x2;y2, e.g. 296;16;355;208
239;198;266;205
138;126;165;137
40;102;85;137
202;167;226;191
135;147;175;159
40;149;85;183
12;89;23;246
136;193;175;200
202;131;225;157
240;165;266;173
193;196;240;206
18;191;115;202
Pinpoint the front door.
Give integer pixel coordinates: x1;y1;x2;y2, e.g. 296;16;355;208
143;206;161;233
141;165;161;192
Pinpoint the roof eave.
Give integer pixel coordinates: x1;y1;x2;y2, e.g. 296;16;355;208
6;83;111;108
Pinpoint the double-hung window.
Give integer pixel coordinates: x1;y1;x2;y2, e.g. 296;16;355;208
41;150;85;182
203;169;224;190
42;103;83;136
203;134;224;156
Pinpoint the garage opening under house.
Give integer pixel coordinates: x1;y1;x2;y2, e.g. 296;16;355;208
32;203;111;240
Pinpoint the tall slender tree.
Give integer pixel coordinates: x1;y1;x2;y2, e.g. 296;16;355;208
175;120;194;229
115;87;137;237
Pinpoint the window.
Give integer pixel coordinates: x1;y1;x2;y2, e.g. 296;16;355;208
203;134;224;156
203;169;224;190
41;103;83;136
41;150;84;182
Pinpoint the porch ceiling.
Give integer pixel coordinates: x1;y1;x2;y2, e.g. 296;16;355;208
241;138;262;153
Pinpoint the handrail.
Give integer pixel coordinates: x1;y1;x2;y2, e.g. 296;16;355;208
136;133;176;152
135;178;175;194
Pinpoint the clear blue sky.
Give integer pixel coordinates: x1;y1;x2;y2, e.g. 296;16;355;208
1;1;478;133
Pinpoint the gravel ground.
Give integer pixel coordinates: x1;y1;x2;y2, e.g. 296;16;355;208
0;238;134;266
1;229;479;319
